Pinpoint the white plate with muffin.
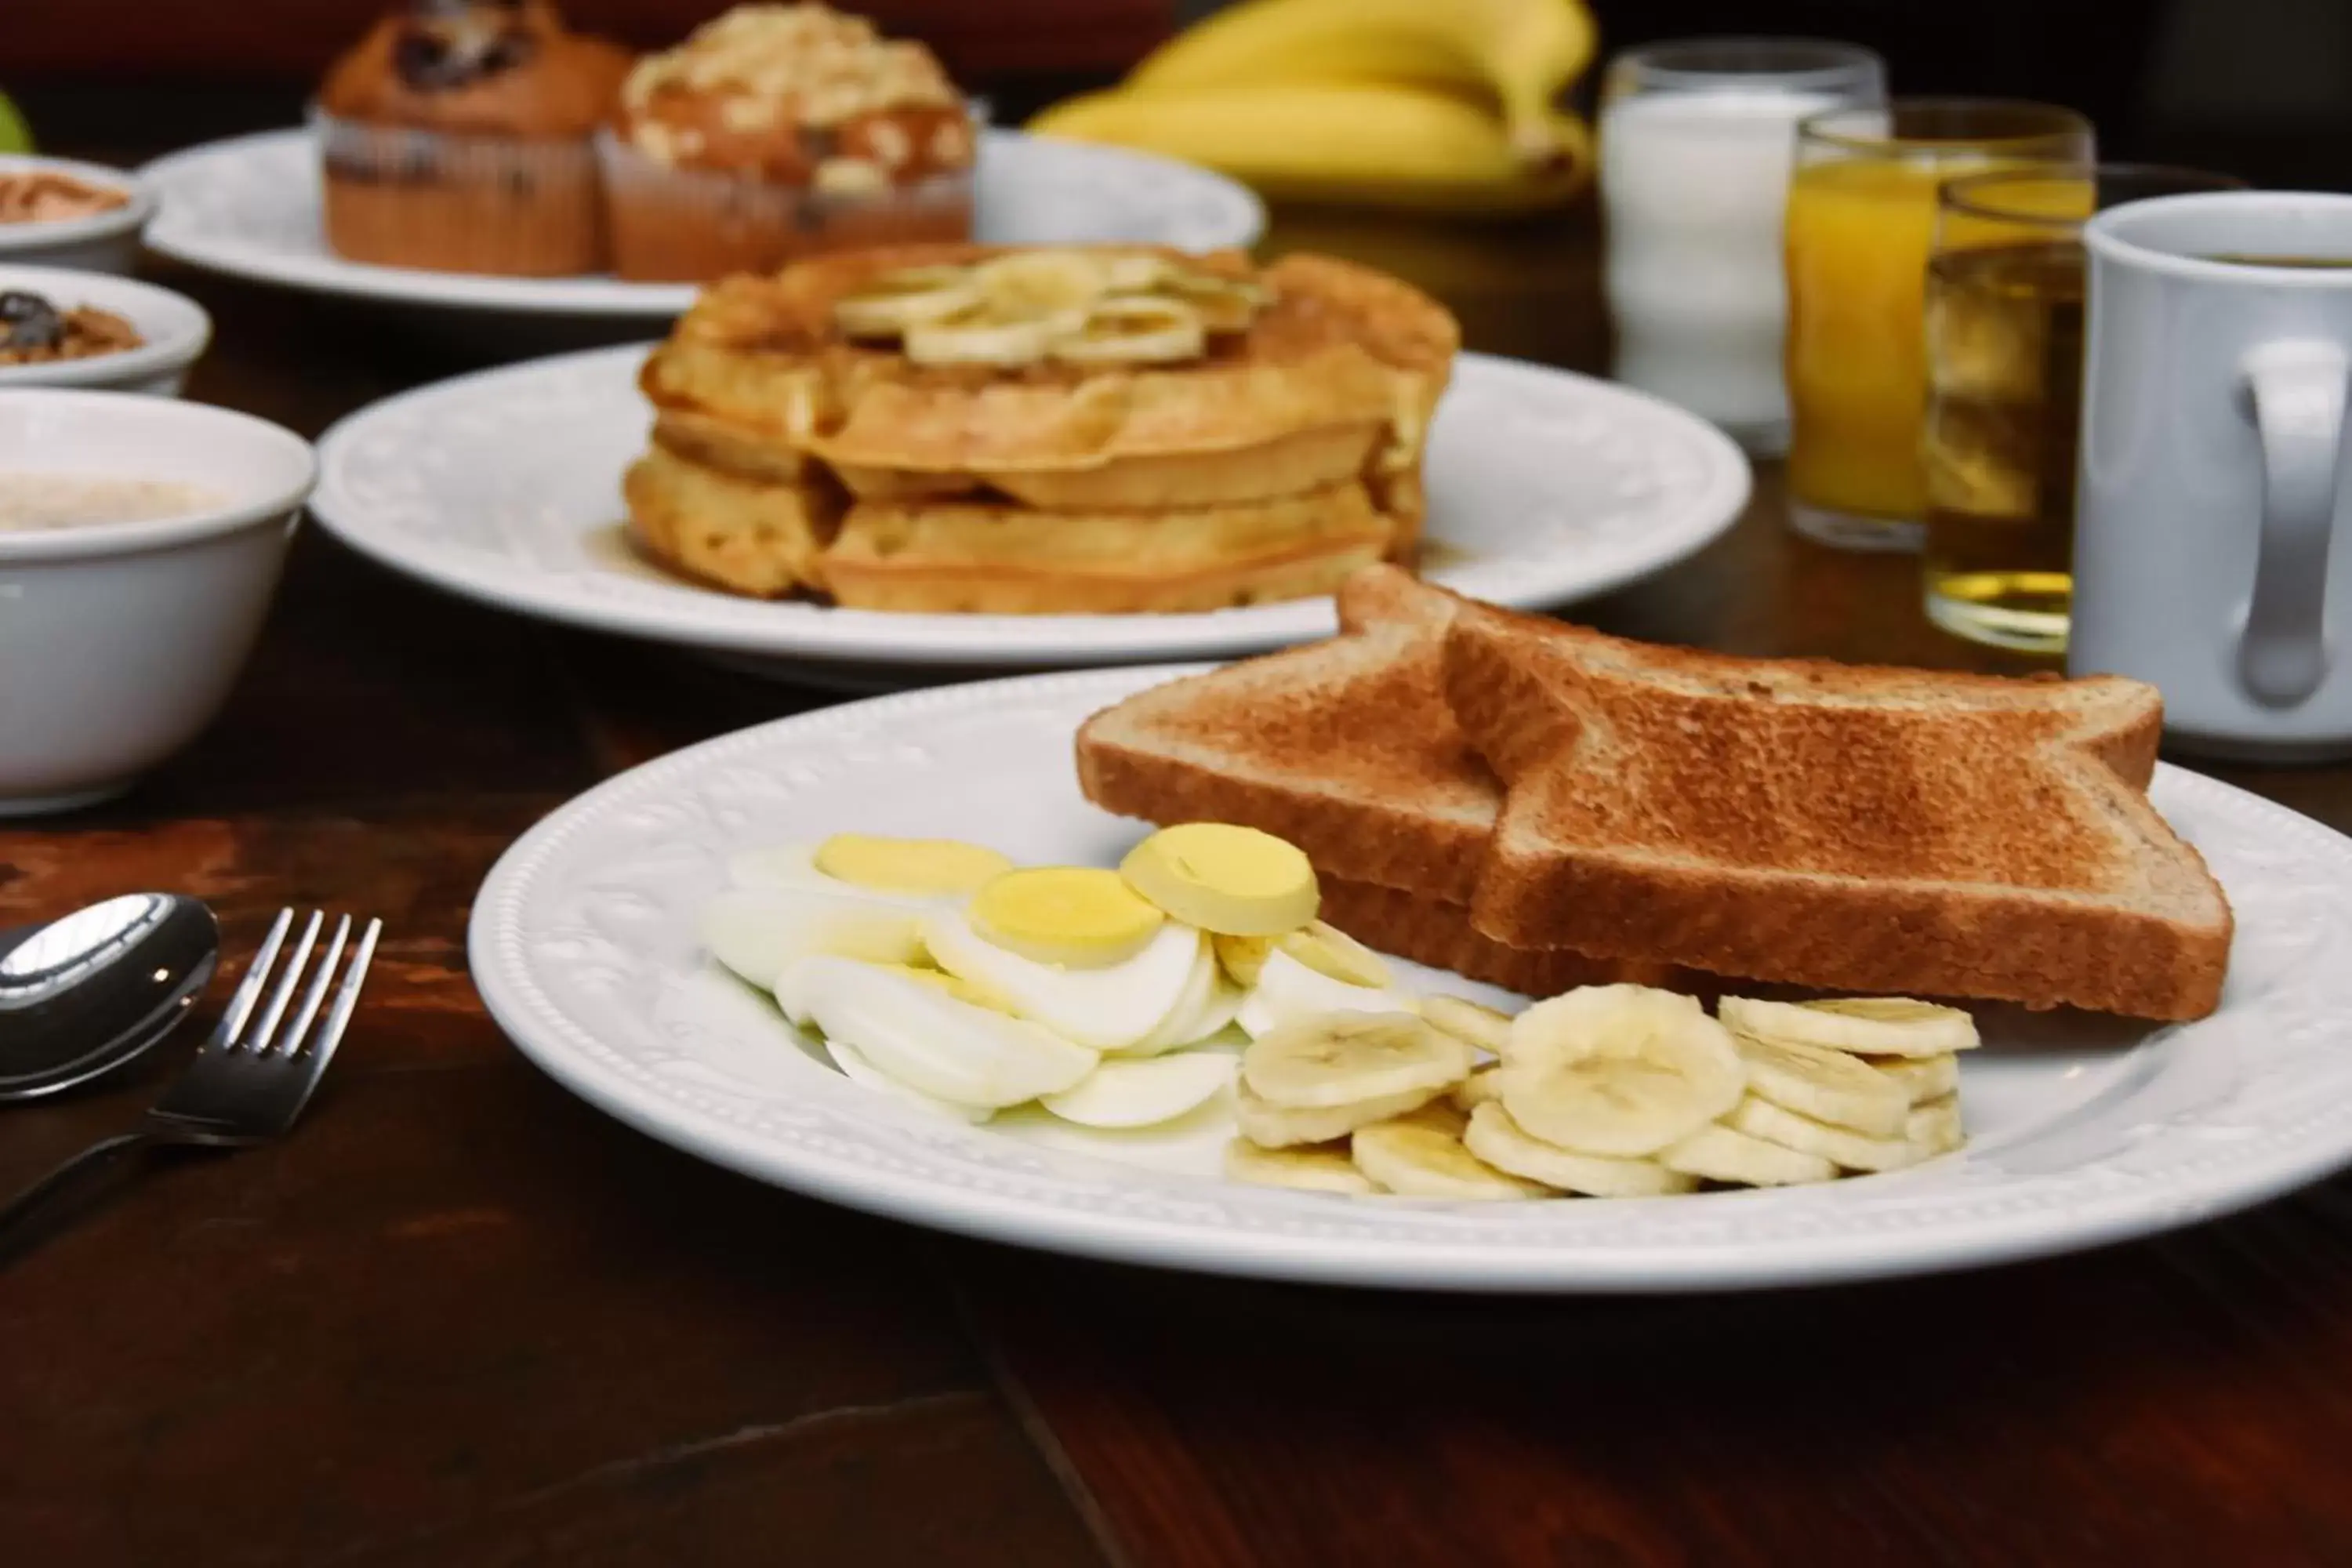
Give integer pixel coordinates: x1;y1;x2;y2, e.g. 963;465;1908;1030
138;2;1264;318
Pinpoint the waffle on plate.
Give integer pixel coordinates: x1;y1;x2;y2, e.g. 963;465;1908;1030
627;244;1459;613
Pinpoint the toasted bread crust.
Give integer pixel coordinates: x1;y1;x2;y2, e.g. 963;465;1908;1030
1443;600;2230;1020
1317;877;1672;996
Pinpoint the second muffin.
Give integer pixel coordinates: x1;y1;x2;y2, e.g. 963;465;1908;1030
602;4;977;282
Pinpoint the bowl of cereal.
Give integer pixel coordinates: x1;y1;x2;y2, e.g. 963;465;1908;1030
0;155;153;274
0;265;210;394
0;389;315;814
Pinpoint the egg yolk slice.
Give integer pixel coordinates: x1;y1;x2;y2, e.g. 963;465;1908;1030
812;833;1014;896
1120;823;1320;937
969;866;1164;967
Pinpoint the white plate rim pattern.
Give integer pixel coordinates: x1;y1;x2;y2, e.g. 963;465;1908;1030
137;126;1265;317
306;343;1751;669
468;663;2352;1293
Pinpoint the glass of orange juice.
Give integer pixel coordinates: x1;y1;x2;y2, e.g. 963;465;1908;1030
1785;100;2092;550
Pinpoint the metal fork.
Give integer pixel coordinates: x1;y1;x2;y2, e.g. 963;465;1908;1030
0;909;382;1261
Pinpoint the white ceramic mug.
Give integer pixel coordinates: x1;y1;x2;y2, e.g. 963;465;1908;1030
2077;191;2352;759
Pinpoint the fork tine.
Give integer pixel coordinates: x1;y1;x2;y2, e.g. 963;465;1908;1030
276;915;350;1057
206;908;293;1051
304;919;382;1076
243;910;322;1054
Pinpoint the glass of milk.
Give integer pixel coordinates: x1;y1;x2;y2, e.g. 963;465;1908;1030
1601;38;1887;455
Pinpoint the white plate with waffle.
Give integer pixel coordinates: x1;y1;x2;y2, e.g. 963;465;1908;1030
308;344;1748;678
138;126;1264;319
470;664;2352;1293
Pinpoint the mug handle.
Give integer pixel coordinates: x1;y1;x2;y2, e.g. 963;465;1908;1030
2238;341;2348;707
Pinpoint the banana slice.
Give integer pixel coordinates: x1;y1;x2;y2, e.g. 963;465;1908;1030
1387;1097;1469;1138
1719;996;1979;1058
1232;948;1418;1040
1907;1094;1965;1156
1103;252;1176;291
902;305;1054;368
1726;1096;1925;1173
1166;276;1263;335
831;265;982;338
1243;1011;1467;1109
974;249;1109;328
1119;822;1320;936
1869;1052;1962;1105
1732;1032;1911;1137
1450;1065;1505;1113
1052;296;1207;366
1224;1137;1376;1196
1040;1051;1233;1129
1499;985;1745;1157
1351;1119;1548;1200
1463;1103;1700;1198
1421;995;1513;1055
1660;1123;1838;1188
1233;1080;1439;1147
1283;920;1393;988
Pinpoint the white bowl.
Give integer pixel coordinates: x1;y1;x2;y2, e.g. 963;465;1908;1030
0;155;154;274
0;265;209;394
0;390;315;814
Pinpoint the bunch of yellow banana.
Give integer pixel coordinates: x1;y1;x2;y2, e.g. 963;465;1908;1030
1027;0;1598;216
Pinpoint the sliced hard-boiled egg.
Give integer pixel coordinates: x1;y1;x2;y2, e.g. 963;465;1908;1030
1116;940;1243;1057
1235;947;1421;1040
811;833;1013;897
1040;1051;1235;1129
1120;822;1320;937
924;909;1204;1051
968;866;1164;968
778;956;1097;1109
826;1037;991;1124
701;886;925;992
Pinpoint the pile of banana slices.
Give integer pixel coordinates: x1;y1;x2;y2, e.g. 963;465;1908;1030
831;249;1271;368
1230;985;1974;1199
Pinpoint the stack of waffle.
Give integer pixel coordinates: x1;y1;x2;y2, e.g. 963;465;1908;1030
626;244;1460;613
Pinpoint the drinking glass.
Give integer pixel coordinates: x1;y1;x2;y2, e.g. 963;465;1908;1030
1784;100;2093;550
1924;165;2246;652
1599;38;1886;456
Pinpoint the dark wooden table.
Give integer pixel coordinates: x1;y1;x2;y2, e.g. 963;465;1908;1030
9;138;2352;1568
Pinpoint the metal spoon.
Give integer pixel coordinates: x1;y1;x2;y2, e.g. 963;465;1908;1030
0;894;219;1102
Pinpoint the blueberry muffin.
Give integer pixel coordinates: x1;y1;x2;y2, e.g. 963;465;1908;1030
601;4;975;282
318;0;631;275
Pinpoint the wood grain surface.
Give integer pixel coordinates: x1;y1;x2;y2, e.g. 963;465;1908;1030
5;96;2352;1568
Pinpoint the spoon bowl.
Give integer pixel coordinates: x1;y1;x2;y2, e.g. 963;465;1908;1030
0;893;219;1100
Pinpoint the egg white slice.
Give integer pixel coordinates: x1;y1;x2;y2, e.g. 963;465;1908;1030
1111;940;1231;1058
1235;948;1421;1040
923;911;1204;1051
1041;1051;1235;1129
826;1037;992;1124
702;886;927;992
780;955;1097;1108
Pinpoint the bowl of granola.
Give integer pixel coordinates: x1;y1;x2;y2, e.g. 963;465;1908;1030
0;265;210;395
0;155;153;274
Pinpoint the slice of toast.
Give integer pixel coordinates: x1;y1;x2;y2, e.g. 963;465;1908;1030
1076;566;1497;902
1443;599;2230;1019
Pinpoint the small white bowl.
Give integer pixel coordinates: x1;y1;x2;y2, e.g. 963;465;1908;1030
0;154;154;274
0;265;210;394
0;390;316;814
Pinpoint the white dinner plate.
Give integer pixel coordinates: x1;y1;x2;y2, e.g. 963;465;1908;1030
139;126;1265;318
309;344;1748;675
470;665;2352;1293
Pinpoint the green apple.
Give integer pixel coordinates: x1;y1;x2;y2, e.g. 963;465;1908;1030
0;92;31;154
